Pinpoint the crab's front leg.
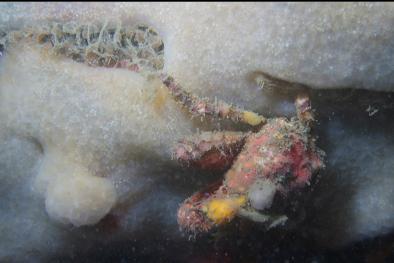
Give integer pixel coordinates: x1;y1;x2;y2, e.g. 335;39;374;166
177;180;287;234
177;182;247;234
174;131;250;233
161;75;266;126
174;131;249;171
177;176;290;234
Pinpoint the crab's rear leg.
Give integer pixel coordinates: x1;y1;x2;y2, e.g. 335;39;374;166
174;131;249;171
161;75;266;127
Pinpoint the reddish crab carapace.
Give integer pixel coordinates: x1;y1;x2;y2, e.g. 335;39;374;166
162;75;325;234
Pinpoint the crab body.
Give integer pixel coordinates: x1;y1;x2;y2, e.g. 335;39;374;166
162;76;325;234
225;118;323;193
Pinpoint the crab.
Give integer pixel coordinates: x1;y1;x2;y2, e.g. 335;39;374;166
161;74;325;235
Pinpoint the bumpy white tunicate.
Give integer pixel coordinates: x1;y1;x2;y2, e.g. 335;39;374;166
37;147;116;226
45;170;116;227
0;41;195;228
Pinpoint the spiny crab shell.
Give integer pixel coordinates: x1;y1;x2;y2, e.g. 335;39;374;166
166;83;326;234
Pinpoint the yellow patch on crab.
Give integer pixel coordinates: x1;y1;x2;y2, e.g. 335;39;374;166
242;111;264;126
203;195;246;225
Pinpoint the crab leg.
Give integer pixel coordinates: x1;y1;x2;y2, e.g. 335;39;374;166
161;74;266;126
295;94;314;125
178;179;285;234
177;181;247;234
174;131;249;171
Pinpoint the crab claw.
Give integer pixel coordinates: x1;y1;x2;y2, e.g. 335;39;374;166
177;194;247;234
177;180;222;233
177;200;214;234
177;183;249;234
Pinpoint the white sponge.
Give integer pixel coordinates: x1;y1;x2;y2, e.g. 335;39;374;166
45;171;116;227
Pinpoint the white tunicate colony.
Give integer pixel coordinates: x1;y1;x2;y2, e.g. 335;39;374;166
2;2;394;112
0;41;194;227
40;148;117;227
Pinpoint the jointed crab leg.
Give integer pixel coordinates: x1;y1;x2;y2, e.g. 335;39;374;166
177;181;247;233
174;131;249;171
161;74;266;126
295;94;314;125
